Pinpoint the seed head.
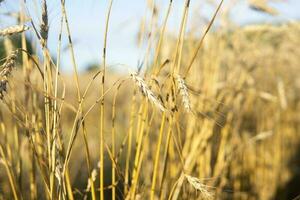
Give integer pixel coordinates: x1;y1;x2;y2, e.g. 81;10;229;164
176;74;192;112
0;25;29;36
40;0;49;46
130;72;166;112
0;50;18;100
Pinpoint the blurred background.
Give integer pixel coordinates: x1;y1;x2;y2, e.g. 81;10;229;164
1;0;299;71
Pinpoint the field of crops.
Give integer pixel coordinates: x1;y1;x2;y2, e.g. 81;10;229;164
0;0;299;199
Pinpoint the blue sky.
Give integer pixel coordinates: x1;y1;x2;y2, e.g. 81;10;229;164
1;0;300;72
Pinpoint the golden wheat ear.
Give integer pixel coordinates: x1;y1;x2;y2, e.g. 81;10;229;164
0;25;29;36
0;50;18;100
175;74;192;113
185;174;214;200
130;72;167;112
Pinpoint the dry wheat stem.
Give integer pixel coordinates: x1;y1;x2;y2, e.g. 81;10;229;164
184;0;224;77
99;1;113;199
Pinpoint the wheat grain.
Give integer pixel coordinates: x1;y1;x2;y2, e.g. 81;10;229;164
0;25;29;36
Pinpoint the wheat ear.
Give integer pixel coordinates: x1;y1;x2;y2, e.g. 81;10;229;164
130;72;166;112
0;50;18;99
0;25;29;36
176;74;191;112
185;174;214;200
40;0;49;46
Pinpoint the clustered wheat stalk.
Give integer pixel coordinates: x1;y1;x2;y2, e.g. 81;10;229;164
0;0;299;200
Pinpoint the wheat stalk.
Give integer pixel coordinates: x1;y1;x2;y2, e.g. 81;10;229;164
130;72;166;112
0;25;29;36
175;74;191;112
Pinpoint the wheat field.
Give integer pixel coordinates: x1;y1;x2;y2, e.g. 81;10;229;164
0;0;299;200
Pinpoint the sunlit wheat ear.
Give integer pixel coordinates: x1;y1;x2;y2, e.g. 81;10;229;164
0;25;29;36
130;72;167;112
175;74;191;112
185;174;214;200
0;50;18;100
